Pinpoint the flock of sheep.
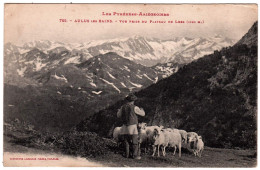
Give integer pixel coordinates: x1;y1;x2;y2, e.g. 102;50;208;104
113;122;204;158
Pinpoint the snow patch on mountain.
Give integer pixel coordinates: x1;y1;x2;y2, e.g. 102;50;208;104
121;82;127;88
129;81;143;88
136;74;143;79
84;37;129;48
90;82;97;87
48;44;64;51
154;76;158;83
17;67;27;77
18;48;30;54
52;73;68;83
107;72;116;79
143;74;153;81
92;91;102;95
35;59;47;71
100;78;121;93
123;66;130;72
155;65;174;77
65;56;81;64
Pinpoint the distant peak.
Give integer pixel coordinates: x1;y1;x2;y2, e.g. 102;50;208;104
129;35;147;40
131;35;142;38
183;37;193;41
102;52;123;59
169;37;192;42
104;52;119;55
48;46;68;51
30;47;41;52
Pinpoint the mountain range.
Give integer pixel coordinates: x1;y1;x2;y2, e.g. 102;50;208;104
4;33;237;132
5;34;235;66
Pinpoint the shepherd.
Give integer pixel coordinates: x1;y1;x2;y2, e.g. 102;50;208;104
117;93;145;160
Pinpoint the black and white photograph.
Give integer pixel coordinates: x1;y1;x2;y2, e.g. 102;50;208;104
3;3;258;167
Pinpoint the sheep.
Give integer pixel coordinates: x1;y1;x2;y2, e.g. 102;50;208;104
187;132;199;150
138;122;147;129
137;123;149;154
193;136;204;157
144;125;164;152
113;126;124;147
152;128;169;157
165;128;188;146
167;130;182;157
178;130;188;144
145;125;164;145
151;128;182;157
137;124;166;155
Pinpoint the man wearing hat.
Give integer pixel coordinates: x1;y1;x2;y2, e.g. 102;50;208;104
117;93;145;160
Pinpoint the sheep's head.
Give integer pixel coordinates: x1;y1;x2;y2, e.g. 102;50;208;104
153;126;164;136
187;133;198;143
153;128;160;140
138;122;147;131
188;136;195;143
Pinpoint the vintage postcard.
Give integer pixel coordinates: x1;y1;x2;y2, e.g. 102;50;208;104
3;3;258;167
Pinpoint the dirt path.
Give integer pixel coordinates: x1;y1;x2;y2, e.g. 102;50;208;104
3;139;256;167
95;147;257;167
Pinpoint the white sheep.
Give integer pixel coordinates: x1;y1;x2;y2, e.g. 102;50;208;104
137;124;165;154
138;122;147;130
167;130;182;157
145;125;164;145
178;129;188;145
113;126;124;147
187;132;199;150
166;128;188;146
137;123;149;154
193;136;204;157
152;127;168;157
152;128;182;157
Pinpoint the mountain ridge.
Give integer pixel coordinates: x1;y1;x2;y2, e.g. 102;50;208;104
5;35;235;67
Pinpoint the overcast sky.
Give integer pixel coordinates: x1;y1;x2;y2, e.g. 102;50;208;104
4;4;257;45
